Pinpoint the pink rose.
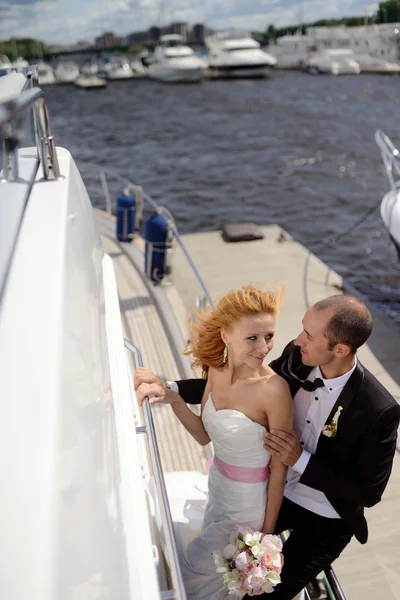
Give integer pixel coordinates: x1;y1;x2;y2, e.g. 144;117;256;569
239;584;247;593
262;552;273;568
273;566;282;574
245;563;256;574
253;588;264;595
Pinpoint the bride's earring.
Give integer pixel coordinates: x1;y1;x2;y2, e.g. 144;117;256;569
223;344;228;363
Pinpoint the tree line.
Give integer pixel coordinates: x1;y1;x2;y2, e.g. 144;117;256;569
253;1;400;44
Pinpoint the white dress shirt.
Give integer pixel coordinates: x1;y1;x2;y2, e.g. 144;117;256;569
284;359;357;518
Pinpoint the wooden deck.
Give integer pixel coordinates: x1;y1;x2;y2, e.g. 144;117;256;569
98;212;400;600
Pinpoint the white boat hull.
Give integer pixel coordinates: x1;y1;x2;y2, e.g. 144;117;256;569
148;65;203;83
207;64;270;78
381;189;400;252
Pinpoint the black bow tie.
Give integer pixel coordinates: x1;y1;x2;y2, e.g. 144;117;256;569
300;378;325;392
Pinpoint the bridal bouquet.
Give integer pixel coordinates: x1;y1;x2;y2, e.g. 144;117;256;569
212;526;283;596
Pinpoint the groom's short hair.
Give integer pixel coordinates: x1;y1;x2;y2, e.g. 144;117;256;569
313;295;373;354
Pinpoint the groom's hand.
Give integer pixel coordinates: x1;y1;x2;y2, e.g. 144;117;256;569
263;430;302;467
134;367;165;391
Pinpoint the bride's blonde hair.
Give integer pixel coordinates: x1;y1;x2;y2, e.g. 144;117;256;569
184;284;285;377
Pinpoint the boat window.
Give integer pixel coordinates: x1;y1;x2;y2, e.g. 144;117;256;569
165;51;193;58
226;46;258;52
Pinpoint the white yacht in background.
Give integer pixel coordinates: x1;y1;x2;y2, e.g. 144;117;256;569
270;23;400;71
375;130;400;256
37;62;56;85
55;61;80;84
148;34;205;83
303;49;360;75
0;55;11;69
98;57;136;80
205;30;276;78
130;50;150;77
11;56;29;68
74;74;108;89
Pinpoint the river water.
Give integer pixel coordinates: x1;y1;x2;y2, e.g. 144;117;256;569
45;71;400;324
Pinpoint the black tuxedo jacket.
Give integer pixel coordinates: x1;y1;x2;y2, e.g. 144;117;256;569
176;341;400;544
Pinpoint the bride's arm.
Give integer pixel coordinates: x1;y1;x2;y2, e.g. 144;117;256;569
136;379;211;446
262;377;293;534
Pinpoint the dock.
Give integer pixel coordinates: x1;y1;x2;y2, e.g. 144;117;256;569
97;212;400;600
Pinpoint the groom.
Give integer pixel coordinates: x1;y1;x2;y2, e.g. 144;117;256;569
135;294;400;600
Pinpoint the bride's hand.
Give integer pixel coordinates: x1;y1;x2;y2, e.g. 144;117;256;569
134;367;165;391
136;382;178;407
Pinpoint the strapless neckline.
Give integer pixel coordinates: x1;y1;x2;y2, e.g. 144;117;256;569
207;392;266;430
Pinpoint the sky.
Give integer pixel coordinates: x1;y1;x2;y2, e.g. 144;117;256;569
0;0;379;46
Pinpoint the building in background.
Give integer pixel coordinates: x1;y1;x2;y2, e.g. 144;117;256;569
95;32;121;48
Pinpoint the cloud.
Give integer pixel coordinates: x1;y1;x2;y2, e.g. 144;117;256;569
0;0;381;45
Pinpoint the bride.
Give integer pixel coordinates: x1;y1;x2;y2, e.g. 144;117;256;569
135;284;293;600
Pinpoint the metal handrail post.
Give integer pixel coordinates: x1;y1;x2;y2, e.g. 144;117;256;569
324;566;347;600
124;338;187;600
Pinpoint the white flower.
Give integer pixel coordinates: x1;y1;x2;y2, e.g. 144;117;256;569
261;534;283;553
251;542;266;560
227;579;242;591
261;581;274;593
266;570;281;585
323;429;333;437
234;551;250;571
272;552;282;568
223;544;237;559
243;531;263;546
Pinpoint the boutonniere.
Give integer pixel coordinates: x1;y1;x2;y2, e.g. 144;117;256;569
322;406;343;438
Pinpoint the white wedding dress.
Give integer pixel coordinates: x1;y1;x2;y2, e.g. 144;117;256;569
176;393;271;600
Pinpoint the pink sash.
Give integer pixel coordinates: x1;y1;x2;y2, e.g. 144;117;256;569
212;455;269;483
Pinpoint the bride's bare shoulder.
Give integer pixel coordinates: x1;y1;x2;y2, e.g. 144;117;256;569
257;369;291;400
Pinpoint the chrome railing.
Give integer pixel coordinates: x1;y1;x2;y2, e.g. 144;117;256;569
375;129;400;191
0;66;62;181
124;337;187;600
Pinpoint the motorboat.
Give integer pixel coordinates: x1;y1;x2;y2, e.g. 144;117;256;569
130;50;150;77
303;49;360;75
148;34;205;83
55;61;80;84
11;56;29;69
205;30;276;78
0;55;11;69
74;74;108;89
37;61;56;85
98;57;136;80
375;129;400;256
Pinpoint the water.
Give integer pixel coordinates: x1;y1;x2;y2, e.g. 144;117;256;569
45;72;400;325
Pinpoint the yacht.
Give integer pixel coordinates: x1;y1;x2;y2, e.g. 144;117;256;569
0;66;393;600
55;61;80;84
270;23;400;71
74;74;108;89
148;34;205;83
130;50;150;77
375;130;400;256
37;61;56;85
11;56;29;69
98;57;136;80
303;49;360;75
205;31;276;78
